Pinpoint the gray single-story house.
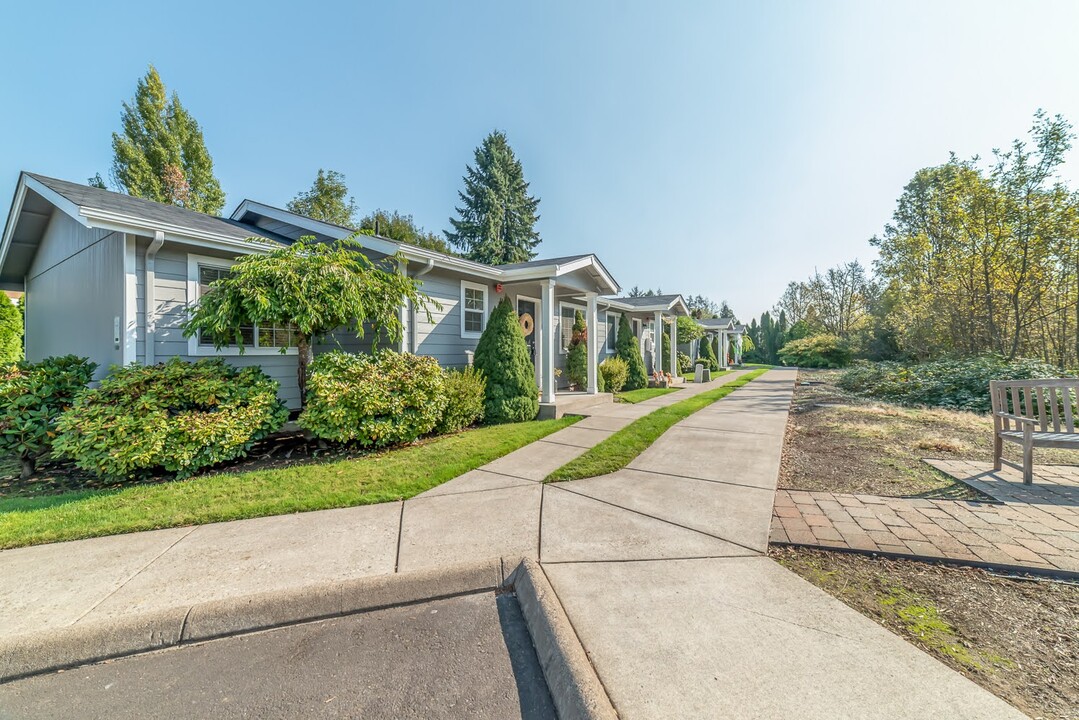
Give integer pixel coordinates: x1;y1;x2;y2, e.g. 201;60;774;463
0;173;693;414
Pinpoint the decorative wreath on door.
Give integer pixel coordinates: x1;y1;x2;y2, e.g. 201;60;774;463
519;312;535;337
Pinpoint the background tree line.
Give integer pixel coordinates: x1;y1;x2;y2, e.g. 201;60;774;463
97;66;542;266
747;111;1079;369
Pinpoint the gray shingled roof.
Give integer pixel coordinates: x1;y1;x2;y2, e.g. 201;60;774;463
494;254;591;270
698;316;737;328
28;174;289;245
609;294;683;307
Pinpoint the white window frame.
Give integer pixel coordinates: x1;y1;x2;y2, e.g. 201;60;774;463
559;301;585;355
460;280;489;339
605;311;619;353
186;253;298;356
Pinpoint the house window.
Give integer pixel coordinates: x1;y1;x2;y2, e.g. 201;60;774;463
188;257;297;355
605;312;618;352
560;305;577;353
461;281;488;338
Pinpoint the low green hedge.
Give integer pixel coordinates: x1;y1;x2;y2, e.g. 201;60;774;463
436;367;486;434
54;358;287;479
779;334;851;368
300;350;447;445
837;356;1069;412
0;355;96;478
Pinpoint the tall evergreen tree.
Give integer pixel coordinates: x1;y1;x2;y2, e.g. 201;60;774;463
110;66;225;214
288;169;358;227
445;131;541;264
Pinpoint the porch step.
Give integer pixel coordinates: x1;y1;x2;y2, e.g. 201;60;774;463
538;392;615;420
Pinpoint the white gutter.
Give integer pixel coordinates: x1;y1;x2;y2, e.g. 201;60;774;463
144;230;165;365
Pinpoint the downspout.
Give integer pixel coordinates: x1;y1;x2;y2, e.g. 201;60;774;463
144;231;165;365
409;258;435;353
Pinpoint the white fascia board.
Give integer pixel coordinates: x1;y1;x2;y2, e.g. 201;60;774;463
396;246;503;279
1;174;90;275
229;199;354;239
79;209;281;254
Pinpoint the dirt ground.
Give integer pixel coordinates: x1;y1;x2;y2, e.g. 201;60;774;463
781;369;1079;499
773;546;1079;720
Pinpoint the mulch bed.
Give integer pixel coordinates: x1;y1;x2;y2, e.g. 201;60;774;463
773;545;1079;720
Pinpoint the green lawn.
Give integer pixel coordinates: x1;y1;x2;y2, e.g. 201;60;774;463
546;368;770;482
0;417;578;550
615;387;680;403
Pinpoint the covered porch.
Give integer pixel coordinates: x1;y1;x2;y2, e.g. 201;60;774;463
602;294;691;382
698;316;745;369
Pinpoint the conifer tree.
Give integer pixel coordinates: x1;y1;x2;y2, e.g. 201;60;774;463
445;131;541;264
288;169;358;227
660;329;671;373
472;297;539;422
616;314;648;390
111;66;225;214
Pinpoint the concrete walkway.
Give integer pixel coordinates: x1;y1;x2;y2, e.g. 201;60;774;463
0;368;1027;718
0;371;748;639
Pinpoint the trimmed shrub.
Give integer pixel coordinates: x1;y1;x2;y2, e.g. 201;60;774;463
616;314;648;391
599;356;629;393
698;335;718;368
300;350;447;445
567;310;588;389
677;351;693;374
838;356;1067;413
713;336;722;366
473;296;539;423
0;296;22;364
779;334;851;369
436;367;486;434
660;329;671;373
0;355;96;479
55;358;287;479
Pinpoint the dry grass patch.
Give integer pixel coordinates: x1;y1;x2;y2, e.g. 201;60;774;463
782;369;1079;498
774;546;1079;720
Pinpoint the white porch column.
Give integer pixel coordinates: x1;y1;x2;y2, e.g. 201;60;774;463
721;332;730;369
735;334;743;365
586;293;598;394
669;314;678;375
653;310;663;373
540;279;556;404
398;259;408;353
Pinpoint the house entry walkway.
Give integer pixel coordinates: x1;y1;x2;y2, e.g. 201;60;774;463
0;368;1024;718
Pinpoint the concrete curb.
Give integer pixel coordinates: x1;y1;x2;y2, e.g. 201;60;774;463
0;556;619;720
507;558;619;720
0;558;502;684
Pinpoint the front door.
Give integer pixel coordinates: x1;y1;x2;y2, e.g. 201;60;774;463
517;297;540;385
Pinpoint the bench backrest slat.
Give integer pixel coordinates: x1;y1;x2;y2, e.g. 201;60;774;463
1049;386;1062;432
1063;386;1075;432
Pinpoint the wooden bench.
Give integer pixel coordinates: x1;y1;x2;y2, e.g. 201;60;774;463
990;378;1079;484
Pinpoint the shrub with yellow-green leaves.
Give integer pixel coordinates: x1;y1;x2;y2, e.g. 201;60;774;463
54;358;287;479
299;350;447;446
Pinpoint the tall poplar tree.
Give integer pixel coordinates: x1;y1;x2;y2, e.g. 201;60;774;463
110;66;225;215
445;131;541;264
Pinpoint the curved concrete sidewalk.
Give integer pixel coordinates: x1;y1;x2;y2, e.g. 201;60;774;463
0;368;1027;718
0;370;749;640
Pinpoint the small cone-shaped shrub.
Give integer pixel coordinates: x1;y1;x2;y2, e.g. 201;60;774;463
473;296;539;423
698;334;717;369
567;310;588;389
713;336;722;366
660;329;671;373
616;314;648;390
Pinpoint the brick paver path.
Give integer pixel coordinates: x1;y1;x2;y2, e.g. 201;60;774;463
770;460;1079;576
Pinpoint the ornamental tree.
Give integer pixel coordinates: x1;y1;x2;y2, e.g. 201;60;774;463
473;297;538;423
616;314;648;391
183;237;430;405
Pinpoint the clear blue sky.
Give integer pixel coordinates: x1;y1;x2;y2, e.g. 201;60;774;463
3;0;1078;320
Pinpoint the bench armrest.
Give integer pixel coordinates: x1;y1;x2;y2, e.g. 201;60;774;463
995;412;1037;426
